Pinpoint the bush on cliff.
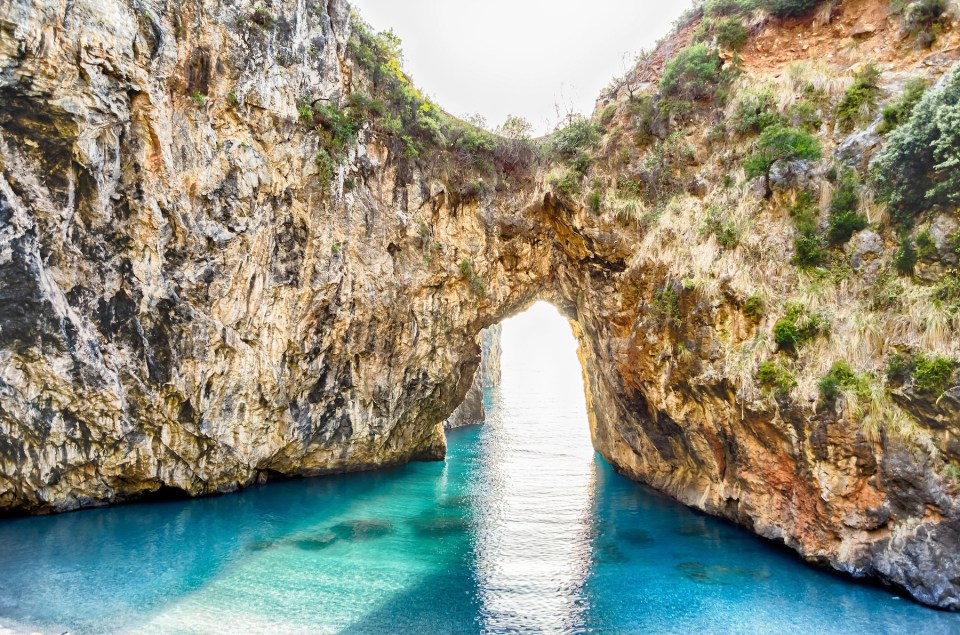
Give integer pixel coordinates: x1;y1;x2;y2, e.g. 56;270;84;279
660;43;724;101
912;354;955;395
695;17;749;51
703;0;826;18
789;191;828;267
827;170;868;245
346;18;538;185
818;361;870;407
774;302;828;350
549;117;603;174
744;125;821;197
765;0;824;17
836;64;881;132
758;361;796;395
899;0;949;47
873;65;960;226
879;77;927;134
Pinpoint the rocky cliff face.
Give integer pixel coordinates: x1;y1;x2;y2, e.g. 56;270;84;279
444;325;501;430
2;0;960;610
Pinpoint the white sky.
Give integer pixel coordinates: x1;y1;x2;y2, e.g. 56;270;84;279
349;1;694;135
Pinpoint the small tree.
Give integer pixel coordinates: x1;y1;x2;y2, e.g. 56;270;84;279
660;43;723;101
744;125;821;197
873;65;960;226
497;115;533;140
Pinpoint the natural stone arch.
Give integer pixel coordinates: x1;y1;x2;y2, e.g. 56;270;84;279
0;0;958;610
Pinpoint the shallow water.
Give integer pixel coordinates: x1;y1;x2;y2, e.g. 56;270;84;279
0;303;958;634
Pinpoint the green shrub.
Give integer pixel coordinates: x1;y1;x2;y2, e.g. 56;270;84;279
914;229;937;259
744;125;821;196
551;172;582;199
660;43;724;101
696;17;750;50
744;294;765;322
818;361;869;405
894;235;918;274
835;64;881;132
758;361;797;395
700;207;739;249
788;100;822;133
879;77;927;134
703;0;823;19
705;0;758;17
316;148;336;183
944;461;960;483
588;189;603;213
549;118;602;174
793;233;828;267
651;285;682;326
715;17;749;49
733;88;783;135
459;259;486;297
912;354;955;394
347;18;538;188
190;91;206;108
886;351;915;384
873;65;960;226
774;302;828;350
789;191;828;267
764;0;824;17
827;171;868;244
934;273;960;313
298;99;314;123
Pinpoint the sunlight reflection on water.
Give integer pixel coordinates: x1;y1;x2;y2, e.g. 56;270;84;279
472;302;595;632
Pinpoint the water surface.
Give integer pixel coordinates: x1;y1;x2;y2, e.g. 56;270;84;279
0;303;957;633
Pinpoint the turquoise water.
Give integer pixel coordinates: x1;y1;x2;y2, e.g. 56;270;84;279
1;303;958;634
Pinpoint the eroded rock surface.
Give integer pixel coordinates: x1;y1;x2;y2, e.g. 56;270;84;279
2;0;960;611
444;325;501;430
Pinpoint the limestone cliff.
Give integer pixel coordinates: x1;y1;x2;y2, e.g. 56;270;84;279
444;325;501;429
2;0;960;611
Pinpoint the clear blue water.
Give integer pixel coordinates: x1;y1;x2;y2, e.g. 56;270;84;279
0;303;958;634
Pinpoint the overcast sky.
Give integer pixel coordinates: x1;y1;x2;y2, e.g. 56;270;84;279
349;1;694;135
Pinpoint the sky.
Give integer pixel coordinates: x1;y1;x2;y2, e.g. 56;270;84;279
349;1;695;135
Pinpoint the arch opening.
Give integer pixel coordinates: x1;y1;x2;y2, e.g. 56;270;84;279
444;300;598;631
443;300;593;448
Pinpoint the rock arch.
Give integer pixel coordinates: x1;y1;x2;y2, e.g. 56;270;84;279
0;0;958;610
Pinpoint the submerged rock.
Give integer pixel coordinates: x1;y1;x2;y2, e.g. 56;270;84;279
330;520;393;541
408;516;470;537
293;533;340;551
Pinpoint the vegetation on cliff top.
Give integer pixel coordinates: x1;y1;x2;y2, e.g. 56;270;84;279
305;15;540;195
